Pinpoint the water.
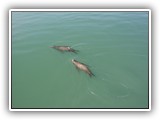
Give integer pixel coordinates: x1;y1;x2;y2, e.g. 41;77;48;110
11;11;149;108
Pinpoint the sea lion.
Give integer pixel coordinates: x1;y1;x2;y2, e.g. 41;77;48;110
50;46;78;53
71;59;95;77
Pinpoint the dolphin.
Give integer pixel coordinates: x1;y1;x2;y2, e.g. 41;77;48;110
71;59;95;77
50;46;78;53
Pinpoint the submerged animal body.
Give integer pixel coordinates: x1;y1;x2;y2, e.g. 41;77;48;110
71;59;95;77
50;46;78;53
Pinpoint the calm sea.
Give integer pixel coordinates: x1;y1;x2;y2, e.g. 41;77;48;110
12;11;149;108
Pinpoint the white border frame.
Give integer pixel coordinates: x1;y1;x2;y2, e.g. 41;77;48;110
9;9;151;111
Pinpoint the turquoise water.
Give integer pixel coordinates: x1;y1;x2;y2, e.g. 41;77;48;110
12;11;149;108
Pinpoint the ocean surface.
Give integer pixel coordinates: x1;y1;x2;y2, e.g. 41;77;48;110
12;11;149;108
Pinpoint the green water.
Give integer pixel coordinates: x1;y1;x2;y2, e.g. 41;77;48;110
12;11;149;108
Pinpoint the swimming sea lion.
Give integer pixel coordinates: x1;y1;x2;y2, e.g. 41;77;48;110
71;59;95;77
50;46;78;53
